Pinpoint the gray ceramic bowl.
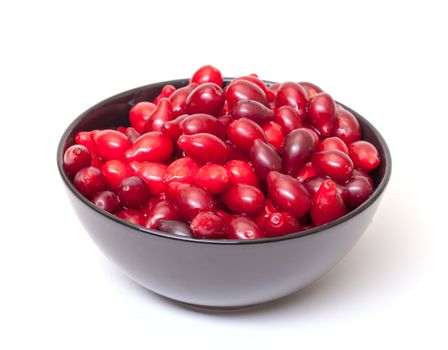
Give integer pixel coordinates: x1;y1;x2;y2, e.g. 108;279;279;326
57;78;391;308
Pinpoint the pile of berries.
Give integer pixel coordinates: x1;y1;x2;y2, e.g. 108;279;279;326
64;65;380;240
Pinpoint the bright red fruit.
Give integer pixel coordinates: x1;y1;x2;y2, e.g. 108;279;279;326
195;164;229;194
129;102;156;134
262;122;285;153
116;209;146;226
74;166;107;199
157;220;193;237
274;105;307;133
250;139;282;178
227;118;268;156
299;81;323;99
134;162;167;195
331;107;361;144
145;200;180;229
312;149;354;182
308;93;336;137
318;136;348;154
344;173;374;208
231;100;275;125
163;157;200;185
266;171;311;218
226;216;265;240
275;82;308;116
348;141;380;173
93;129;131;161
224;160;258;187
221;184;265;217
263;212;300;237
161;114;188;140
282;128;316;176
191;65;223;86
225;80;268;109
177;133;229;164
310;179;347;226
296;162;319;183
117;176;150;209
186;83;225;116
190;212;226;239
124;132;173;163
101;160;132;191
153;85;176;105
169;83;198;117
145;98;174;132
181;113;224;137
63;145;92;175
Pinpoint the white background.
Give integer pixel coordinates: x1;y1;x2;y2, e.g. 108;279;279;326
1;1;447;349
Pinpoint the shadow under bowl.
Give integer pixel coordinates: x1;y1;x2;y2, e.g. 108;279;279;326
57;78;392;308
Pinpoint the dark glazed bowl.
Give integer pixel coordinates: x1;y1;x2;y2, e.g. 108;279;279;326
57;78;392;308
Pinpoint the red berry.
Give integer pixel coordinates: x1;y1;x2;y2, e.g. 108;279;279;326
231;76;269;95
318;136;348;154
101;160;132;191
312;149;354;182
195;164;229;194
191;65;223;86
250;139;282;179
161;114;188;140
116;209;146;226
262;121;285;153
226;216;265;240
117;176;150;209
303;176;348;200
275;82;308;117
145;98;174;132
145;200;180;229
224;160;258;187
344;173;374;208
134;162;167;196
129;102;156;134
231;100;275;125
227;118;268;156
169;83;198;117
225;80;268;110
310;179;347;226
308;93;336;137
73;166;107;199
181;113;224;137
166;182;214;221
63;145;92;175
163;157;200;185
93;129;131;161
157;220;193;237
274;105;307;133
222;184;265;217
266;171;311;218
186;83;225;116
124;132;173;163
125;127;141;143
91;190;121;213
296;162;319;183
177;133;229;164
282;128;316;176
331;107;361;144
190;212;225;239
263;212;300;237
299;81;323;99
348;141;380;173
153;84;176;105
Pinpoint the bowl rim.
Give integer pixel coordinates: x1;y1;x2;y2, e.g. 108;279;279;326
57;78;392;245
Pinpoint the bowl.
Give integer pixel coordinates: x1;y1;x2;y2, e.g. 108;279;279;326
57;78;392;308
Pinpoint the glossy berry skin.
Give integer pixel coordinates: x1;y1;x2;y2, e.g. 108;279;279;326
312;149;354;182
296;162;319;183
250;139;282;179
73;166;107;199
227;118;268;156
145;200;180;229
101;160;132;191
226;216;265;240
231;76;269;95
195;164;229;194
181;113;224;137
308;93;336;137
318;136;348;154
225;80;268;110
299;81;323;99
129;102;156;134
274;82;308;117
134;162;167;195
163;157;199;185
145;98;174;132
153;85;176;105
186;83;225;117
63;145;92;175
93;129;131;161
263;212;300;237
262;122;285;153
190;65;223;87
310;179;347;226
166;183;214;221
177;133;229;164
224;160;258;187
303;176;348;200
282;128;316;176
157;220;193;238
116;176;150;209
274;105;307;133
169;84;198;117
91;190;121;213
190;212;225;239
116;209;146;226
344;174;374;208
231;100;275;125
125;127;141;143
266;171;311;218
331;107;361;144
221;184;265;217
124;132;173;163
348;141;380;173
161;114;188;140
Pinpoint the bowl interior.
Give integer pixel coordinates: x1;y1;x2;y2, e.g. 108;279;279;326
57;78;391;244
